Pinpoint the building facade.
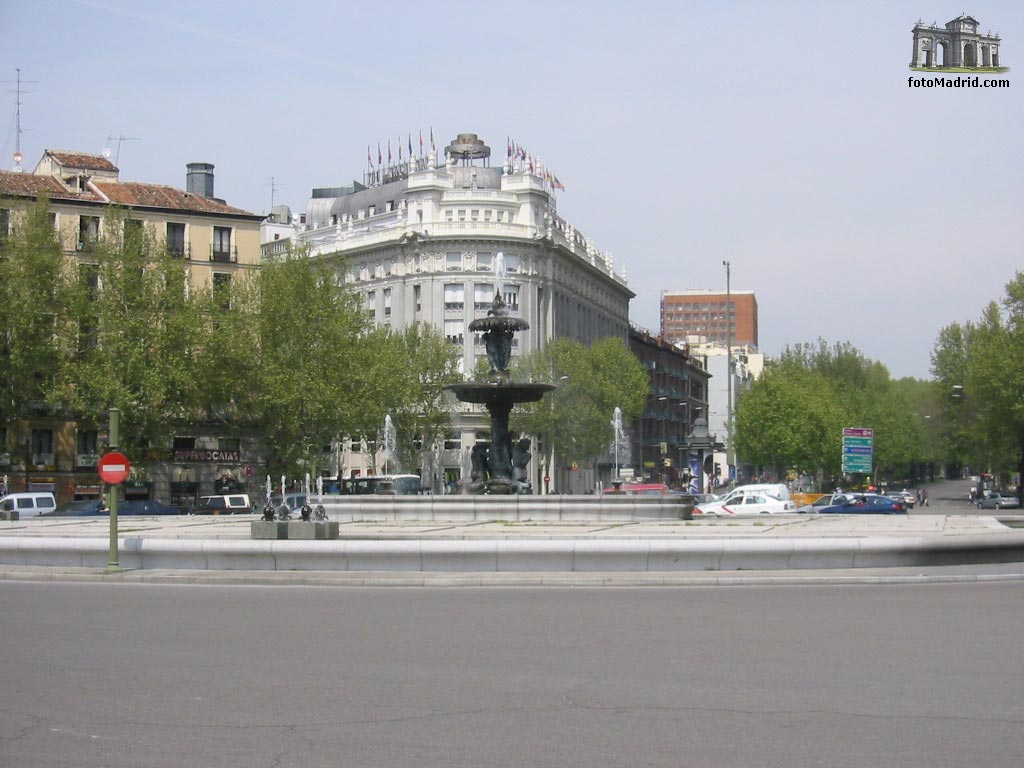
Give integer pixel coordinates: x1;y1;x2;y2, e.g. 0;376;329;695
627;326;710;488
660;289;758;349
266;133;633;493
0;151;264;506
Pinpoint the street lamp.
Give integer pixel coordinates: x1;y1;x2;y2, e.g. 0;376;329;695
722;259;732;478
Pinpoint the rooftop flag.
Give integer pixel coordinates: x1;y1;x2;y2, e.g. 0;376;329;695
378;143;382;165
419;129;423;156
408;133;413;159
368;145;373;168
552;175;565;190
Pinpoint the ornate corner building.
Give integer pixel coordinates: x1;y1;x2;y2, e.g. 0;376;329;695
264;133;634;493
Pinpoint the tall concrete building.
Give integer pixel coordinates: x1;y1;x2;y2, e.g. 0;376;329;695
660;289;758;349
267;133;633;493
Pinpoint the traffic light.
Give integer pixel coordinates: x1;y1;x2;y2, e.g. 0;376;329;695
715;462;722;476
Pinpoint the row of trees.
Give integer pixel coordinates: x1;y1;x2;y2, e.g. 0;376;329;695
734;271;1024;493
733;340;939;488
0;199;461;477
931;271;1024;490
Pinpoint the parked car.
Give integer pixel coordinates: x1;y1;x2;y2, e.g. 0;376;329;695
977;491;1021;510
192;494;253;515
602;483;670;496
671;492;718;505
42;499;182;517
43;500;105;516
887;490;916;509
1;492;58;519
817;493;906;515
796;493;853;514
696;490;793;515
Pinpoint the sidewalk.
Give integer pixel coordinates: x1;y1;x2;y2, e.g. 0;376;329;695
2;513;1023;586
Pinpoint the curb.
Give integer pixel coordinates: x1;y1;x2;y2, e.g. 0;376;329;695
2;565;1024;588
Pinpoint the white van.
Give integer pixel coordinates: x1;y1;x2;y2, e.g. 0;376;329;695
0;492;58;520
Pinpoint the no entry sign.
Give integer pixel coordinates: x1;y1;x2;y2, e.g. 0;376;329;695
98;451;131;485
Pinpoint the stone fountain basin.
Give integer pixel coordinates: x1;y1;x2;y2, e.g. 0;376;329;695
445;382;555;405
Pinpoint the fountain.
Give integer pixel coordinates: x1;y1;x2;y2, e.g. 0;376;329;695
444;252;554;494
382;414;397;475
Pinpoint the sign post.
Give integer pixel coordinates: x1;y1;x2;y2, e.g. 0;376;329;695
842;427;874;476
99;408;129;570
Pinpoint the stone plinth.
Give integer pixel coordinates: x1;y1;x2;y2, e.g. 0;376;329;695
251;521;288;539
286;521;339;540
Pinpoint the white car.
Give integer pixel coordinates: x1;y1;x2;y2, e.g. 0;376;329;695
696;491;794;515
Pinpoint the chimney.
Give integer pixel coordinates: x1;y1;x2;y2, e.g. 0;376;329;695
186;162;215;198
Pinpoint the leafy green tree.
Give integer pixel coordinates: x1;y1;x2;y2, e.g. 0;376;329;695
251;252;369;476
962;272;1024;492
0;196;75;441
56;208;206;456
512;337;647;472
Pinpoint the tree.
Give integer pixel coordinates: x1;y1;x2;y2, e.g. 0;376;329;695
250;251;369;476
0;196;74;438
512;337;647;473
55;208;206;456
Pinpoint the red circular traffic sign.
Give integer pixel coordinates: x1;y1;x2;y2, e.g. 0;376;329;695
98;451;131;485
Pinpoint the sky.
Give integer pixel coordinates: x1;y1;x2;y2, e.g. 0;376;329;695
3;0;1021;380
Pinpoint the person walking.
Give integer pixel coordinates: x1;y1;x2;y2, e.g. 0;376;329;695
922;488;929;507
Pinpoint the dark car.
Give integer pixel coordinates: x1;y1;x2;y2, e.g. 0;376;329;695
43;499;106;516
977;492;1021;510
817;493;906;515
42;499;181;517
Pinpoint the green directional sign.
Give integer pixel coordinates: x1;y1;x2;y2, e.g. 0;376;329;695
842;426;874;474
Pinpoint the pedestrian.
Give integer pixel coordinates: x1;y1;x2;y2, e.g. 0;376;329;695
922;489;929;507
917;488;923;506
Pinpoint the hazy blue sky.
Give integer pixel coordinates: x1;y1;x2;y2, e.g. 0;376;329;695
4;0;1021;379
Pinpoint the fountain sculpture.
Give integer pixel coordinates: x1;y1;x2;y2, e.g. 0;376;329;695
445;253;553;494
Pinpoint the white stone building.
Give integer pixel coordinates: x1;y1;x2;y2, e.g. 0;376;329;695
263;133;633;493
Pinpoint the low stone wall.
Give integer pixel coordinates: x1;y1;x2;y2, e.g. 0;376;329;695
319;494;692;522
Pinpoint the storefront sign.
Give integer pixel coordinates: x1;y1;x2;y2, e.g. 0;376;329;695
172;449;241;463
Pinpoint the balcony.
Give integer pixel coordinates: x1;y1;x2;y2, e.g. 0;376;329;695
76;453;100;469
210;245;238;263
32;453;55;470
168;244;191;260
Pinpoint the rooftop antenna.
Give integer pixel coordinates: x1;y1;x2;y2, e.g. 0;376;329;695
269;176;281;211
104;134;139;166
5;68;37;172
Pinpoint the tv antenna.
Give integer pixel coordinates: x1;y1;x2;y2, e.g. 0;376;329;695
104;134;139;166
4;68;37;171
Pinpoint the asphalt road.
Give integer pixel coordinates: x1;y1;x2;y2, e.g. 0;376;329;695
2;580;1023;767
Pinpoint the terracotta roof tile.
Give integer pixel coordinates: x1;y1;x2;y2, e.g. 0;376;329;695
0;171;87;200
46;150;119;173
92;181;259;217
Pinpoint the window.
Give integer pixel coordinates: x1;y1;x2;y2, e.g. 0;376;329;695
471;209;479;221
212;273;232;309
444;283;464;311
503;253;520;273
166;222;186;256
31;428;54;467
474;284;493;310
413;284;422;313
444;431;462;450
383;288;392;317
445;210;453;222
446;252;462;271
173;436;196;451
79;215;100;249
504;285;520;311
212;226;233;262
76;429;99;468
477;252;493;271
444;320;464;345
366;290;376;315
123;218;144;242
